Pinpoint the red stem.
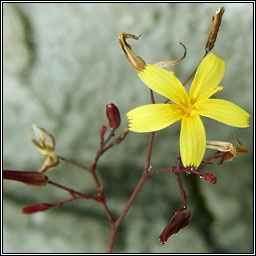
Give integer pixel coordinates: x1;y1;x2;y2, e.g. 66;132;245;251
108;168;148;253
108;133;155;252
47;180;98;201
58;155;90;172
50;197;82;207
175;173;187;208
107;89;156;253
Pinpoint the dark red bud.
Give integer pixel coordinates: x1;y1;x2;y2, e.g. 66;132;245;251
22;203;53;214
204;173;217;184
159;208;191;244
106;103;121;129
100;125;107;134
3;170;48;186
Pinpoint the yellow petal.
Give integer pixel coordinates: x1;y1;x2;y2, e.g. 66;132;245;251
127;104;183;132
180;114;206;167
138;64;191;107
197;99;250;127
189;53;225;104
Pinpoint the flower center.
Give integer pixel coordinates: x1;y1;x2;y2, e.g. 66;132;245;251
180;105;198;117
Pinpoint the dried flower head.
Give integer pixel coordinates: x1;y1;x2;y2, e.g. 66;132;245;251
206;136;248;164
159;208;192;244
28;124;59;172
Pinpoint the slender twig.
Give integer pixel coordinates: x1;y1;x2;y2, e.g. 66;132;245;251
182;67;197;86
47;180;98;200
149;89;155;104
49;197;82;208
103;129;116;147
91;129;116;173
182;51;208;86
96;186;116;223
58;155;91;172
145;132;155;170
58;127;121;228
107;89;157;253
174;173;187;208
145;89;156;169
147;166;176;176
107;168;148;252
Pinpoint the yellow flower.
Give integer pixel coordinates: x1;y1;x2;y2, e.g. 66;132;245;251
127;53;250;167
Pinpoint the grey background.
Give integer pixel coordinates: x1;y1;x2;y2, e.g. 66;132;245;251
3;2;253;253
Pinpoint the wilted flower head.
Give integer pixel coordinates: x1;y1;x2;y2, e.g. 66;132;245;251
159;208;192;244
206;137;248;165
28;124;59;172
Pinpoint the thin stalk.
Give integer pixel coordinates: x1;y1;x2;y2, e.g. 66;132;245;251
47;180;97;200
58;155;90;172
108;169;148;253
175;173;187;208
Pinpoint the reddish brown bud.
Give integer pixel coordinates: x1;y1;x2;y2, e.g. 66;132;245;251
3;170;48;186
204;173;217;184
205;7;225;52
100;125;107;134
159;208;191;244
22;203;53;214
106;103;121;129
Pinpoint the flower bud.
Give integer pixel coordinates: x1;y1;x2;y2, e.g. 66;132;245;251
3;170;48;186
159;208;191;244
106;103;121;129
204;173;216;184
22;203;53;214
100;125;107;134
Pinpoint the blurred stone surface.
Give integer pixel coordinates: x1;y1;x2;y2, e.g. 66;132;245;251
3;3;253;253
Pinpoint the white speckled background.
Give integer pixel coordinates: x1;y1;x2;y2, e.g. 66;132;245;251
3;2;253;253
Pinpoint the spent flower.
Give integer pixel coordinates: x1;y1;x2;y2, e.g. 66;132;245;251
205;136;247;164
159;208;192;244
28;124;59;172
